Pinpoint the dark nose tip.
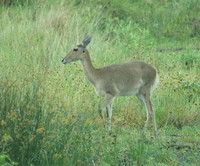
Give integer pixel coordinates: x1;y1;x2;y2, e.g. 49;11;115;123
61;59;64;63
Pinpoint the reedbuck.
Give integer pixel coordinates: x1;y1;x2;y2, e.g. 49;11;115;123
62;36;159;136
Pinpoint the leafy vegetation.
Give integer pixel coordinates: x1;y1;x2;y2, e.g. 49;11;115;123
0;0;199;165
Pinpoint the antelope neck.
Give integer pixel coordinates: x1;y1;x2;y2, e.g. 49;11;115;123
81;51;98;85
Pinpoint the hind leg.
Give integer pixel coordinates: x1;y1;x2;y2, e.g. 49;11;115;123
137;91;157;136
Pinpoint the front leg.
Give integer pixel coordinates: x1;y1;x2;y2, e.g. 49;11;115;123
98;106;104;119
106;102;113;135
99;93;115;134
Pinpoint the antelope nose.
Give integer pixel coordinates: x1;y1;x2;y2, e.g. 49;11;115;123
61;59;67;64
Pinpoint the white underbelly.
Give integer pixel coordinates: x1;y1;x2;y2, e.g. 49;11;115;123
92;79;144;97
119;79;143;96
119;87;140;96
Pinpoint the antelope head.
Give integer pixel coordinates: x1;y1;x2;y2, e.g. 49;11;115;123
62;36;92;64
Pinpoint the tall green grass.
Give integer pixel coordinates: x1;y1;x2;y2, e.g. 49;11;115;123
0;0;199;165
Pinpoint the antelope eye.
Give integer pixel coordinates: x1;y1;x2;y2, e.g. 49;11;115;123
73;48;78;51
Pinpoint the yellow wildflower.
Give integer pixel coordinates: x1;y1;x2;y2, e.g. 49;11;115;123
36;128;45;134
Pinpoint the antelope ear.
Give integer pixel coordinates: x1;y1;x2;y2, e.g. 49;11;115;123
82;36;92;48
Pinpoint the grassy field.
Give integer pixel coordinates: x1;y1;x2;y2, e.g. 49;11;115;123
0;0;200;165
